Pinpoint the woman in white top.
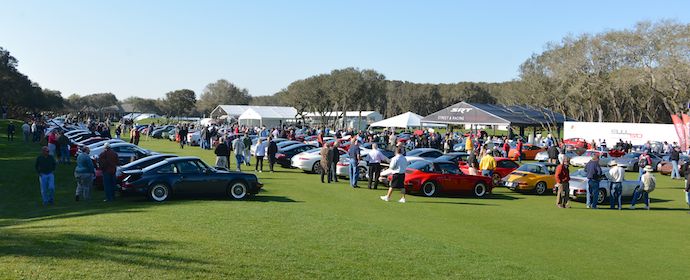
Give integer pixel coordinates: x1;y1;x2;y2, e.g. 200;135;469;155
380;148;408;203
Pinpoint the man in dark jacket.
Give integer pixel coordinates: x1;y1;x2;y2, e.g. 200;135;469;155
670;146;681;179
214;138;230;169
98;143;119;202
267;137;278;172
35;146;57;205
584;154;603;209
547;145;559;164
328;142;340;182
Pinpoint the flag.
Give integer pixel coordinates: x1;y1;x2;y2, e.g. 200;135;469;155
683;114;690;151
671;114;686;151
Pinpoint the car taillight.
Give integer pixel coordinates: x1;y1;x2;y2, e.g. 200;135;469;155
276;153;285;159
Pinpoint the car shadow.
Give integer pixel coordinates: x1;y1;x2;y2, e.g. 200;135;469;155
409;200;497;206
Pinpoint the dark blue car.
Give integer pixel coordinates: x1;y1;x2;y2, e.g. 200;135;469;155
121;156;263;202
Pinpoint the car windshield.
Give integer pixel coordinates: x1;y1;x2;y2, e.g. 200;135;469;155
408;160;432;172
623;153;641;158
516;164;544;174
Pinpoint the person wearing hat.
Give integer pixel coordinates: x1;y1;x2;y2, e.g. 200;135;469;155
607;159;625;210
631;165;655;210
98;142;119;202
347;137;362;188
74;146;95;201
637;151;651;181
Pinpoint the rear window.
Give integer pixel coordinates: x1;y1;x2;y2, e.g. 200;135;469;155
408;161;433;172
517;164;544;174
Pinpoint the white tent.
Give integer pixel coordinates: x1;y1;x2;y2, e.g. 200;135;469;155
369;112;446;129
238;107;297;128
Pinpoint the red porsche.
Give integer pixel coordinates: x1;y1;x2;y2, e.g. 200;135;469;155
402;160;493;197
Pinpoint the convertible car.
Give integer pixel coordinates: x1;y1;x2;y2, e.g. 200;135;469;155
121;156;263;202
501;162;558;195
402;160;493;197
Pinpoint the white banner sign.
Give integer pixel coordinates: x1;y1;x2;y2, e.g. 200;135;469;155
564;121;678;146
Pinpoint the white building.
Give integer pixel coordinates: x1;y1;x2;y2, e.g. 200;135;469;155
304;111;383;130
237;107;298;128
209;105;297;122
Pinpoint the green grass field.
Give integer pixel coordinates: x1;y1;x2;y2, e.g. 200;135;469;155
1;119;689;279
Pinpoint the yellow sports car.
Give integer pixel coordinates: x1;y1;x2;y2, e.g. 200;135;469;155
501;162;558;195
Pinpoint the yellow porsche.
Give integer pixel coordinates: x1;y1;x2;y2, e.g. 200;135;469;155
501;162;558;195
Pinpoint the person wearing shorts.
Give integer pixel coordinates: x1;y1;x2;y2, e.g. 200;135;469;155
380;148;408;203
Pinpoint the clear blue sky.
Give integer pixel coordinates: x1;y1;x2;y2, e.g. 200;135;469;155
1;0;689;100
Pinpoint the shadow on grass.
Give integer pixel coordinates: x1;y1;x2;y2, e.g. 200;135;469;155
410;200;497;206
0;230;213;273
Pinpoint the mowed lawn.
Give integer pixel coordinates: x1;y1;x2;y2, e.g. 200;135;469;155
1;120;690;279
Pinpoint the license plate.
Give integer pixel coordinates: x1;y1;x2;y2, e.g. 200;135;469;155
503;181;514;187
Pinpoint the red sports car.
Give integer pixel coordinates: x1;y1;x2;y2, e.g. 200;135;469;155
402;160;493;197
460;157;520;185
564;138;589;150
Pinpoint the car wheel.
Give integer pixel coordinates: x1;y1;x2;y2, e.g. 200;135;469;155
422;181;437;197
149;184;170;202
228;181;248;200
474;182;487;197
357;166;367;181
312;161;322;174
597;188;607;205
535;181;547;195
491;173;501;186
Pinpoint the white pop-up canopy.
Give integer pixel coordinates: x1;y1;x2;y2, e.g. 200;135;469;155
369;112;446;129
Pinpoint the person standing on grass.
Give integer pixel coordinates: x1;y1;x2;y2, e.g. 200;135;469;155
178;125;188;149
98;143;119;202
670;146;681;180
115;125;121;139
585;154;603;209
347;138;362;188
380;148;408;203
214;137;230;169
328;141;340;182
57;131;70;164
367;143;389;189
74;146;95;201
502;139;510;158
554;156;570;208
606;160;625;210
200;126;208;149
467;149;479;175
547;144;559;164
232;136;245;172
35;146;57;205
47;130;58;158
516;138;523;163
22;121;30;143
637;151;651;180
132;128;140;145
255;138;267;172
6;121;15;141
267;137;278;172
243;134;252;166
319;142;331;183
479;150;496;178
631;166;655;210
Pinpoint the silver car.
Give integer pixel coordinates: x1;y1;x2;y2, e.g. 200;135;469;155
615;152;663;172
568;168;640;205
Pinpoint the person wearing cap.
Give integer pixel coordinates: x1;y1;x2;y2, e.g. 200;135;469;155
554;156;570;208
607;159;625;210
35;146;57;205
347;137;361;188
584;153;603;209
74;146;95;201
98;143;119;202
631;165;655;210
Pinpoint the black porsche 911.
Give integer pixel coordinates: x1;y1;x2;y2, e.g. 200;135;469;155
121;156;263;202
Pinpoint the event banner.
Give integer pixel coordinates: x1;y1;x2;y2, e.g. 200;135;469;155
671;114;687;151
681;114;690;152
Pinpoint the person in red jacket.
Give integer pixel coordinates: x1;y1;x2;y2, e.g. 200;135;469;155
98;143;120;202
516;139;524;163
554;156;571;208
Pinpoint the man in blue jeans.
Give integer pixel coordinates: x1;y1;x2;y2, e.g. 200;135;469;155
607;160;624;210
585;154;602;209
98;143;119;202
670;146;680;179
35;146;57;205
232;136;245;172
347;138;361;188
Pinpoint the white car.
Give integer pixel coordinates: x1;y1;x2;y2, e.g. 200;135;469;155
569;150;613;167
291;148;348;173
186;130;201;146
568;168;640;205
535;150;579;162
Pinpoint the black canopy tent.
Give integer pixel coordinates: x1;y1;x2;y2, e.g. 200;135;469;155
421;102;570;137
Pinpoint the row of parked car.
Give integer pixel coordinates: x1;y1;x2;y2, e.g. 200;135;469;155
49;123;263;202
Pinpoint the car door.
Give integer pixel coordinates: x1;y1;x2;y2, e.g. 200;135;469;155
438;163;466;192
174;160;209;194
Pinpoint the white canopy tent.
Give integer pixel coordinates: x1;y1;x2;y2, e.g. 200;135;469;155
237;107;297;128
369;112;446;129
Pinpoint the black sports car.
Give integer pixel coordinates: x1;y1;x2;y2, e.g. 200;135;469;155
121;156;263;201
276;144;317;168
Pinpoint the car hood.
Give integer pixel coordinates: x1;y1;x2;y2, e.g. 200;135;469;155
571;156;592;162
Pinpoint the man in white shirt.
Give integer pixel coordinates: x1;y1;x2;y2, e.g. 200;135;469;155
380;148;408;203
21;121;31;143
367;143;389;190
607;160;625;210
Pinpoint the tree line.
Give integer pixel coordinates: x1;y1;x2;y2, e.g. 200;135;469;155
1;20;688;124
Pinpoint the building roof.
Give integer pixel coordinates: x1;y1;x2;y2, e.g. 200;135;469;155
211;105;297;117
369;112;446;128
304;111;380;118
421;102;571;126
238;106;297;120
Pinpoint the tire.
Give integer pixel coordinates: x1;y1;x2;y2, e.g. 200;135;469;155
312;161;322;174
422;181;437;197
535;181;547;195
492;173;501;186
357;166;367;181
228;181;249;200
474;182;487;197
597;188;607;205
148;184;170;202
